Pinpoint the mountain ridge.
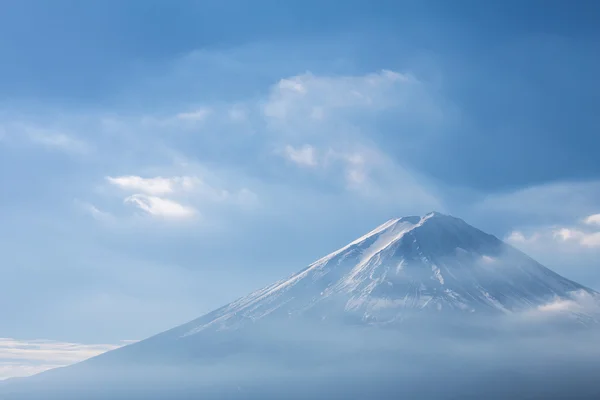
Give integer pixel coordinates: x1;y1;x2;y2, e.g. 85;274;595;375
163;211;596;337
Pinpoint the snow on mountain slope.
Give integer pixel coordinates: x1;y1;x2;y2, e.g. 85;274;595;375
176;212;597;336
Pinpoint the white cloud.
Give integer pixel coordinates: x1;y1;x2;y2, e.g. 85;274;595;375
106;175;197;195
506;231;531;244
538;297;578;313
263;70;422;124
553;228;581;242
0;338;132;380
504;210;600;274
326;149;372;189
27;131;88;153
535;290;599;315
346;168;366;186
5;68;444;231
257;69;445;209
507;225;600;250
475;182;600;288
75;68;445;224
584;213;600;226
506;230;552;248
480;255;497;264
281;144;318;167
106;175;200;220
74;200;114;222
102;167;258;222
503;220;600;291
581;233;600;248
176;107;212;121
277;140;437;206
0;123;89;154
553;228;600;248
124;194;197;219
277;78;308;94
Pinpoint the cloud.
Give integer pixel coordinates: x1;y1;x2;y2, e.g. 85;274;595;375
106;176;197;195
261;69;444;153
582;233;600;248
504;233;600;293
74;200;114;222
325;149;372;189
84;71;444;224
553;228;600;248
480;255;497;264
0;122;89;154
475;180;600;222
106;175;200;220
0;338;131;380
103;170;258;220
505;230;541;245
26;131;88;153
535;290;600;315
263;70;419;123
506;224;600;250
124;194;197;219
0;67;446;349
505;231;526;243
176;107;212;121
19;68;443;224
584;213;600;226
467;181;600;290
503;212;600;290
281;145;318;167
257;69;445;208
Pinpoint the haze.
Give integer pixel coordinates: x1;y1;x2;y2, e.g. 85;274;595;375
1;1;599;398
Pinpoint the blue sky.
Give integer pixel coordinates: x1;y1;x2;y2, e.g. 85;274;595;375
1;0;600;378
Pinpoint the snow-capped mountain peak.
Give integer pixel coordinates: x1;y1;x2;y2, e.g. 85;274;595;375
177;213;596;335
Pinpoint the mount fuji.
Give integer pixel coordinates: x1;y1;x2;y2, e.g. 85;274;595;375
170;211;596;333
5;212;600;400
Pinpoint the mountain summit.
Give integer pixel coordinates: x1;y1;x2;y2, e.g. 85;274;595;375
166;211;595;336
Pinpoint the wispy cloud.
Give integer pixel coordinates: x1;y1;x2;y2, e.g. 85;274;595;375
258;69;445;208
106;175;197;196
502;212;600;290
476;181;600;221
506;214;600;250
281;144;318;167
505;230;540;245
534;290;599;315
176;107;212;121
584;214;600;226
7;69;444;224
124;194;197;219
74;200;114;222
102;171;256;221
553;228;600;248
263;70;420;123
25;130;88;154
0;123;89;154
0;338;133;380
106;175;199;219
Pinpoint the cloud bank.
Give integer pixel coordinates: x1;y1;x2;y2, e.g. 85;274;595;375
0;338;131;380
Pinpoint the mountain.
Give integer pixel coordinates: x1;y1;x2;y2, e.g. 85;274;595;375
161;211;597;336
5;212;600;400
